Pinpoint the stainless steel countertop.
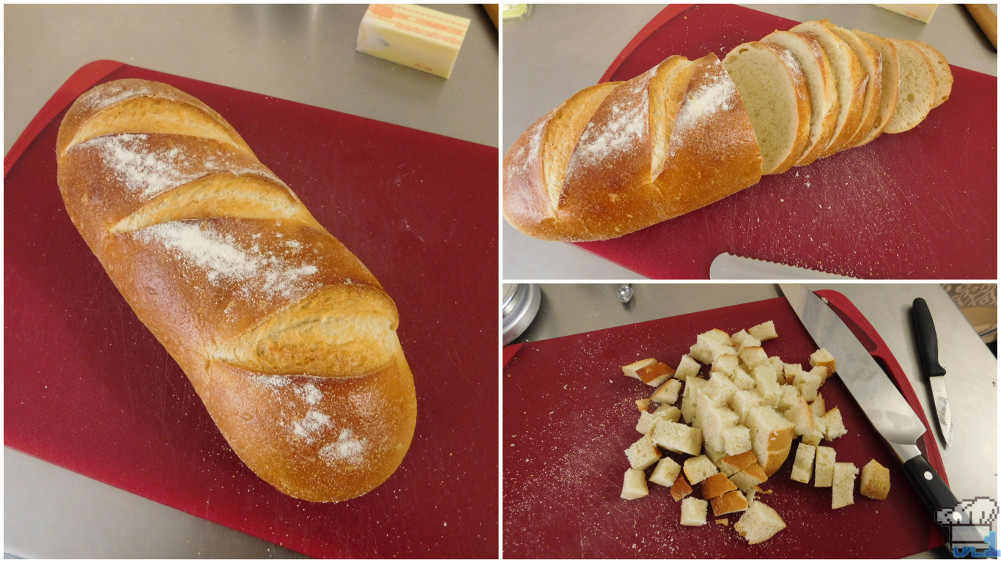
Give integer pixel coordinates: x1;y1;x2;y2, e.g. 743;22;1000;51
502;4;998;279
511;283;998;558
4;4;497;558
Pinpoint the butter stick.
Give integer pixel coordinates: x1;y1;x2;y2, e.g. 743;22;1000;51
356;4;470;79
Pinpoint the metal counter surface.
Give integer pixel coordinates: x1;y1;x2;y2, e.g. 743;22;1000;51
4;4;497;558
502;4;998;279
510;282;998;557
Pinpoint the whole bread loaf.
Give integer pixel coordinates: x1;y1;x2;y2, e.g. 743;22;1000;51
504;20;951;243
56;78;417;503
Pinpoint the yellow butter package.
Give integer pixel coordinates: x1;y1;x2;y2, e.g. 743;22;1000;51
357;4;471;79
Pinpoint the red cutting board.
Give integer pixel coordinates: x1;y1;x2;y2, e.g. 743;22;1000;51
503;291;947;558
4;61;498;558
572;4;997;279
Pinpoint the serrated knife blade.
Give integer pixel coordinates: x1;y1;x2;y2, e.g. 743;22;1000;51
709;253;855;280
779;284;962;547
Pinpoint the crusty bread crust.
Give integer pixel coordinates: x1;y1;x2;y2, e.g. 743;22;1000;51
853;30;900;145
503;54;761;241
56;79;417;503
826;23;884;148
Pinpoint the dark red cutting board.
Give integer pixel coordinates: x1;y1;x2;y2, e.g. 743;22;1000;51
4;61;498;558
572;4;996;279
503;290;947;558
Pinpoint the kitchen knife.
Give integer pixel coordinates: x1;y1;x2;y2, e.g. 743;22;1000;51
779;284;962;544
911;298;953;446
709;253;855;280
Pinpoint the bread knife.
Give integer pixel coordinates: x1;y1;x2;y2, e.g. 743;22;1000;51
779;284;962;543
911;298;953;446
710;253;855;279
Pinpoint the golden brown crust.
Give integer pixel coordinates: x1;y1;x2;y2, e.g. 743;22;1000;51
503;54;761;242
56;79;416;502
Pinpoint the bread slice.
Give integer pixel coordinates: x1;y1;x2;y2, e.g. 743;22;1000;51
791;20;867;157
860;459;891;500
761;30;840;166
884;39;937;133
621;468;649;500
723;41;811;175
734;500;787;544
825;23;883;148
853;30;900;145
910;41;952;108
832;462;859;509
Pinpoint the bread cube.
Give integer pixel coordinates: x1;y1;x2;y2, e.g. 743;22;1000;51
670;472;693;501
832;462;859;509
810;392;826;417
814;445;836;487
696;399;739;453
636;410;659;435
822;407;847;441
701;472;738;499
711;490;749;516
746;406;795;477
651;378;683;405
680;377;706;424
622;358;657;381
748;321;778;342
648;456;683;488
730;462;767;492
794;368;823;402
712;353;740;377
810;347;836;376
790;442;817;484
729;389;764;423
783;395;817;437
718;450;758;477
768;356;785;382
623;359;675;387
652;420;702;456
621;468;649;500
782;363;805;384
680;497;709;526
674;354;701;380
739;346;769;368
705;371;739;406
723;425;752;456
690;329;737;364
801;415;826;446
777;385;802;411
683;455;720;485
860;459;891;500
730;366;756;391
752;364;781;406
652;404;681;423
624;434;660;470
635;398;652;412
730;329;761;351
735;500;786;544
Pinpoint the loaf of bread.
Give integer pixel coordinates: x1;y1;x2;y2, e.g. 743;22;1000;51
504;20;952;242
56;79;417;503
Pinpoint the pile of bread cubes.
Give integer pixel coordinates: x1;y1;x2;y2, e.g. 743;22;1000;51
619;321;891;545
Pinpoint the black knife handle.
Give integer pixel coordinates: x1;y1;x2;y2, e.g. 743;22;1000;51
901;454;961;543
911;298;946;378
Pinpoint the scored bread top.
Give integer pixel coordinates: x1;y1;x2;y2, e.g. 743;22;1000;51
790;20;868;157
761;30;840;167
56;78;416;503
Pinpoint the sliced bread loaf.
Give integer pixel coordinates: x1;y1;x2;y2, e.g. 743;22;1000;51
723;41;811;175
910;41;953;108
853;30;899;145
826;22;883;148
791;19;867;157
761;30;840;166
884;39;937;133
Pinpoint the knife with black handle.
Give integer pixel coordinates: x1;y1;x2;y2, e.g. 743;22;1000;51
780;285;962;550
911;297;953;446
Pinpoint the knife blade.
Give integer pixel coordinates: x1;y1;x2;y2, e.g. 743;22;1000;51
779;284;962;544
709;253;855;280
911;298;953;446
